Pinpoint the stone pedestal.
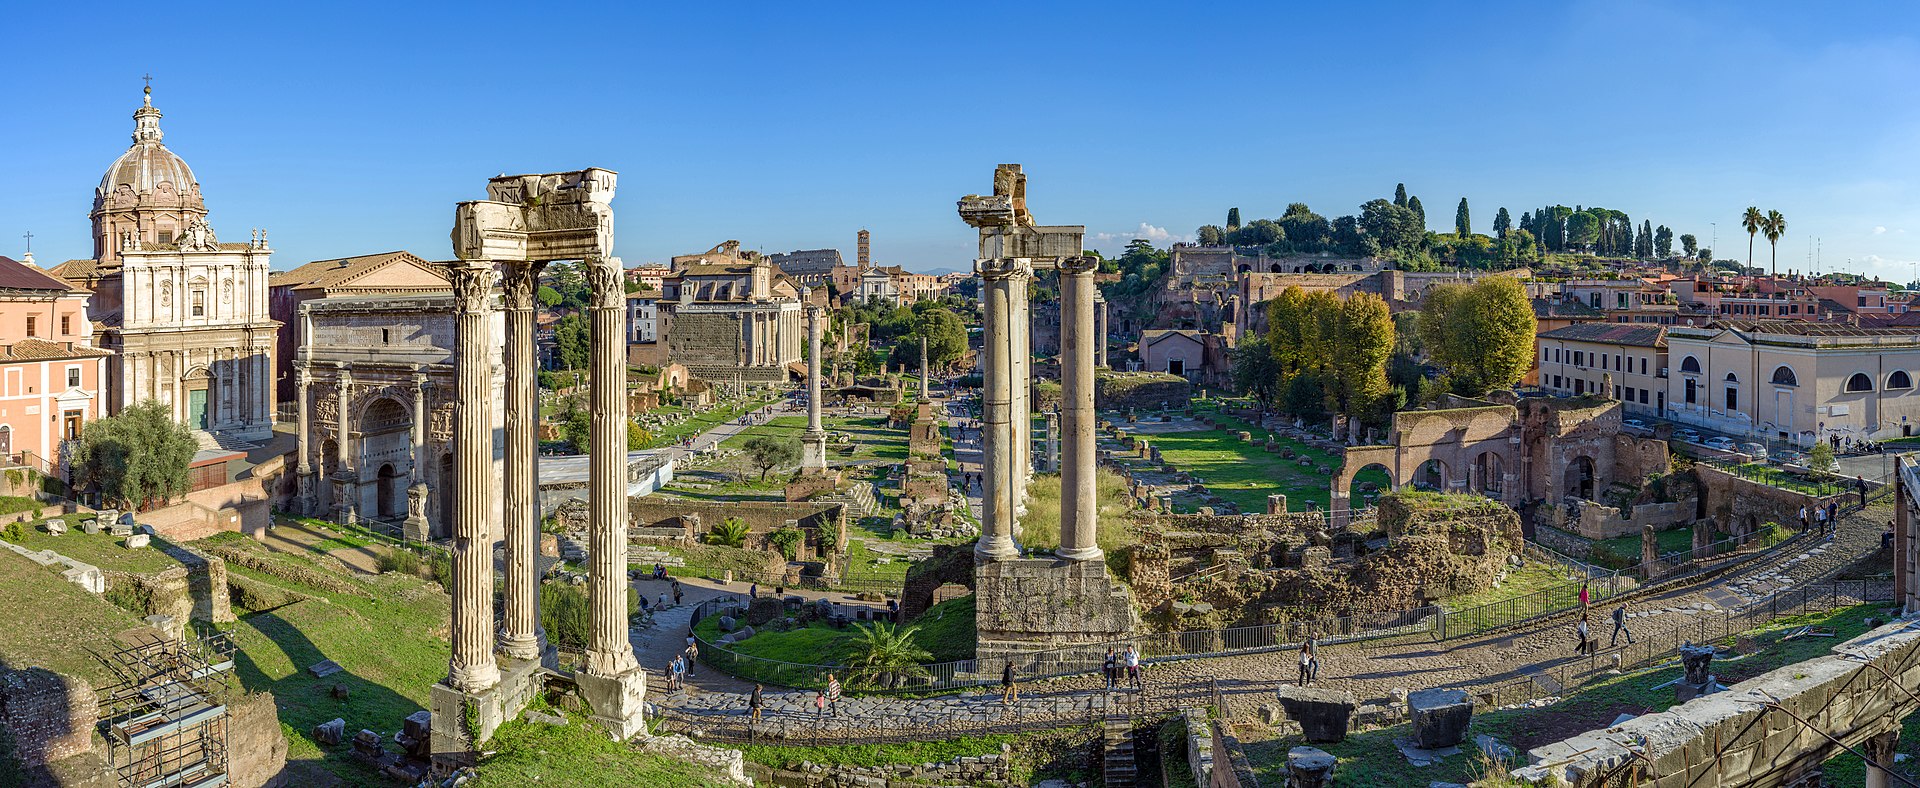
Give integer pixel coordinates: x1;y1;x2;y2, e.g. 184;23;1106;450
427;656;544;767
1276;686;1357;743
1285;746;1336;788
1268;494;1289;515
1680;645;1714;685
576;668;649;741
404;483;431;542
1408;689;1472;749
974;558;1135;666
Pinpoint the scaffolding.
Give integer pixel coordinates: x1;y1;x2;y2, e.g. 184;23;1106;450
92;630;237;788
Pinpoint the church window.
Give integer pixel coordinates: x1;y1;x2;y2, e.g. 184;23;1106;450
191;290;205;317
66;368;79;388
59;315;70;335
157;230;173;245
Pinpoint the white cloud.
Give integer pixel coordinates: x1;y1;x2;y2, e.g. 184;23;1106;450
1092;222;1190;247
1875;226;1889;234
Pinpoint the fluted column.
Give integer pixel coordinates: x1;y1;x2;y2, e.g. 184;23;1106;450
584;258;639;678
1057;256;1103;562
801;305;828;471
499;261;546;661
293;363;314;515
333;366;356;524
1011;266;1031;517
976;259;1020;561
445;261;500;692
919;335;930;397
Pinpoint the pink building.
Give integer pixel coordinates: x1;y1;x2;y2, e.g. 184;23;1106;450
0;256;110;469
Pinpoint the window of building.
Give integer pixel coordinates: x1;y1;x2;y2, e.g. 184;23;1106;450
1685;379;1697;404
1846;373;1875;393
59;315;70;335
1891;370;1913;390
1574;378;1585;395
1639;389;1649;405
62;412;80;441
191;290;205;317
157;230;173;245
66;368;79;388
1771;366;1798;386
1726;386;1738;410
382;329;391;344
24;317;36;338
1860;296;1869;307
1574;351;1584;367
1618;293;1629;309
1639;357;1647;375
1680;356;1701;374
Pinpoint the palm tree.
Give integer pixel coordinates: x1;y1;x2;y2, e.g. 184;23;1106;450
1742;206;1764;272
1763;210;1787;277
843;620;933;688
705;517;751;548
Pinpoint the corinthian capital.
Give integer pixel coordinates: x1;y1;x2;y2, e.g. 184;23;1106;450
584;258;623;309
500;260;548;310
446;262;499;314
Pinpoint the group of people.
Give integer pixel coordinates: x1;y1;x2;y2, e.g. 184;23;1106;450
1100;646;1144;690
1799;501;1843;538
1572;583;1636;656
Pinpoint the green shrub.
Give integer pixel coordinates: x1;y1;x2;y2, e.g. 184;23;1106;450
0;521;21;543
541;582;643;650
768;527;803;561
378;548;422;576
104;579;153;615
428;550;454;589
706;518;751;548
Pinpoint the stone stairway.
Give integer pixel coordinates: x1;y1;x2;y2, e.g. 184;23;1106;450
823;481;880;519
194;429;258;454
1102;715;1138;788
632;545;686;568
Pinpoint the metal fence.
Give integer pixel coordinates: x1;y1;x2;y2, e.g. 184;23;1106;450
667;566;904;596
1472;578;1894;709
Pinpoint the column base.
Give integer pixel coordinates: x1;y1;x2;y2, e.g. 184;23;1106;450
577;667;649;741
428;680;503;767
1055;545;1106;563
975;537;1021;562
497;633;543;662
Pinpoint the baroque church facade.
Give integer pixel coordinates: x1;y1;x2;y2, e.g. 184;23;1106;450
51;87;278;443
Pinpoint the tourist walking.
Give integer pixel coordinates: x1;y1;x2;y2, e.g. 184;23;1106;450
1814;506;1828;537
1857;475;1869;508
1578;582;1590;613
1799;505;1810;533
1827;501;1840;536
749;582;758;599
684;643;698;678
1124;646;1141;689
1103;648;1117;689
814;690;826;720
1610;604;1633;647
673;583;684;606
1574;616;1591;656
748;683;764;723
1297;640;1315;686
1001;662;1019;706
826;673;842;716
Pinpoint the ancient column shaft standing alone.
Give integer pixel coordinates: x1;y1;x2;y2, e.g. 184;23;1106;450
1056;256;1103;562
801;303;827;470
975;258;1023;561
445;262;501;693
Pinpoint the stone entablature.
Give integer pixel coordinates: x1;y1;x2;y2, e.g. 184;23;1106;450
294;295;505;536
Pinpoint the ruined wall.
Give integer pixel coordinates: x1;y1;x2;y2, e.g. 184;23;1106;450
227;690;289;788
1516;620;1920;787
0;667;96;769
1096;371;1192;410
901;543;974;619
1694;463;1851;536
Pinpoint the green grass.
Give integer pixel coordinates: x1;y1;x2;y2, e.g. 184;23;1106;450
841;539;909;585
0;545;148;685
1017;468;1136;555
645;393;784;447
471;715;739;788
0;496;40;516
203;532;451;784
1590;526;1696;566
1438;559;1589;613
3;516;193;573
692;595;977;683
1141;418;1343;511
1728;462;1846;496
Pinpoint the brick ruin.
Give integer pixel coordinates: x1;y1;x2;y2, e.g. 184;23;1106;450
1127;492;1525;630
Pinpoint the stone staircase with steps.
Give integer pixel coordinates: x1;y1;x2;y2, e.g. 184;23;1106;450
822;481;880;519
194;429;258;454
1101;715;1138;788
632;545;686;568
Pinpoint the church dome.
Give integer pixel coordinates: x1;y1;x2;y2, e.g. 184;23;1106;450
96;86;200;200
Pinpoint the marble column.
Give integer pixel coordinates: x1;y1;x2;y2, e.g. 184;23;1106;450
332;366;356;524
1010;266;1031;517
445;261;500;693
1867;728;1900;788
1044;409;1061;473
801;305;828;471
584;258;639;678
293;363;314;515
405;370;432;542
1095;295;1110;369
1057;257;1103;562
976;259;1021;561
499;261;545;661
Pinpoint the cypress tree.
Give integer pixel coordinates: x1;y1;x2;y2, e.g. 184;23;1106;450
1394;183;1408;207
1227;207;1241;231
1407;196;1425;231
1455;198;1471;237
1493;207;1512;238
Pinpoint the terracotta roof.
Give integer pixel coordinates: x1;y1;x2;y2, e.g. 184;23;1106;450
1532;297;1603;319
47;258;110;283
1538;323;1666;348
0;257;73;292
270;251;437;290
1141;329;1206;347
0;338;111;361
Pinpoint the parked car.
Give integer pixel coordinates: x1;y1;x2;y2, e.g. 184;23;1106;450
1623;419;1647;430
1738;442;1769;460
1703;436;1737;451
1675;429;1701;443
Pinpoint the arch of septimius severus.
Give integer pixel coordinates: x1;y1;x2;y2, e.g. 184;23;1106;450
427;169;646;763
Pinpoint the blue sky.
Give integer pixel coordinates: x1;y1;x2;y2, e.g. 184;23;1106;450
4;1;1920;279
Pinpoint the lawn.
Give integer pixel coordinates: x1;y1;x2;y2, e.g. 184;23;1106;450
1437;559;1590;613
1140;418;1344;512
692;595;977;685
1017;468;1137;556
645;392;785;447
1727;462;1846;497
4;515;197;574
717;415;909;463
471;713;738;788
1590;526;1696;566
840;539;910;585
0;545;149;686
201;532;452;784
